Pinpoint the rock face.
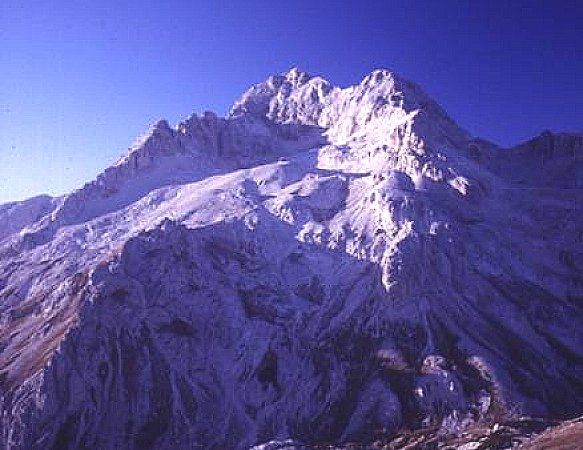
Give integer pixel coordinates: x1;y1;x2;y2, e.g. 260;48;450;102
1;68;582;450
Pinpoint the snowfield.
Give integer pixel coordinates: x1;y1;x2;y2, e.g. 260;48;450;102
0;68;582;449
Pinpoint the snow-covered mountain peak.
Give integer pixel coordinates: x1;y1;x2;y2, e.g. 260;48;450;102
5;70;479;251
1;68;583;450
230;67;469;151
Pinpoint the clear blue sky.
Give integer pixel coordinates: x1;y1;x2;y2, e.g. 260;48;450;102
1;0;582;203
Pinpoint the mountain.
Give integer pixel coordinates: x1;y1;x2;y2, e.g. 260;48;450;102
1;68;582;450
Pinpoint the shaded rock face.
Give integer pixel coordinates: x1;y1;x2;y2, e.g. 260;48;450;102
0;221;497;449
1;68;583;449
0;195;57;241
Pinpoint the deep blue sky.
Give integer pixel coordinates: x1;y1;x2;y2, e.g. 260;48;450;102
1;0;582;203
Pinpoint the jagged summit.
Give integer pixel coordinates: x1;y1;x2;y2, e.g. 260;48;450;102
230;67;411;122
230;67;469;156
1;69;582;450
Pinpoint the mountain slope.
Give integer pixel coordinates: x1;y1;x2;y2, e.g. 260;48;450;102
1;68;582;450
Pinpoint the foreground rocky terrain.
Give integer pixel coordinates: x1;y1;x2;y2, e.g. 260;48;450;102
1;68;582;449
252;416;583;449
